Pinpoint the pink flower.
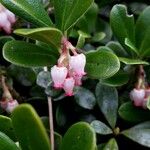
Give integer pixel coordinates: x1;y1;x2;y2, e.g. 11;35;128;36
5;10;16;24
5;100;19;113
63;77;75;96
51;65;68;89
145;88;150;97
69;54;86;77
0;4;16;34
74;75;82;86
0;99;19;113
130;88;145;106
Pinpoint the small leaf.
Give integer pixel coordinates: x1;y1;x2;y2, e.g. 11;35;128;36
91;120;113;135
86;49;120;79
3;40;57;67
100;70;129;87
54;0;93;31
119;57;149;65
0;0;53;27
11;104;50;150
135;6;150;56
56;105;67;127
106;41;128;57
122;121;150;148
14;28;63;49
119;102;150;123
103;138;118;150
59;122;96;150
125;38;138;55
8;65;36;86
0;132;20;150
36;71;52;88
74;87;96;110
0;115;16;141
92;32;106;43
110;4;135;49
95;83;118;128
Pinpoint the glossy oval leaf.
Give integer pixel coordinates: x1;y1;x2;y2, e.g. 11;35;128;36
135;6;150;55
119;57;149;65
74;87;96;110
0;0;53;27
3;40;57;67
14;28;63;49
110;5;135;49
103;138;118;150
100;70;129;87
95;83;118;128
11;104;50;150
0;115;16;141
54;0;93;31
106;41;128;57
0;132;20;150
122;121;150;148
91;120;113;135
59;122;96;150
86;50;120;79
119;102;150;123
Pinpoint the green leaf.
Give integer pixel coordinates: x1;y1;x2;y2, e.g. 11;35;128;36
106;41;128;57
125;38;138;55
122;121;150;148
92;32;106;43
135;6;150;56
119;102;150;123
103;138;118;150
0;115;16;141
100;71;129;87
14;28;63;49
56;105;67;127
86;50;120;79
54;0;93;31
91;120;113;135
59;122;96;150
36;71;51;88
11;104;50;150
74;87;96;110
3;40;57;67
119;57;149;65
76;3;99;33
0;132;20;150
95;83;118;128
110;5;135;51
0;0;53;27
8;65;36;86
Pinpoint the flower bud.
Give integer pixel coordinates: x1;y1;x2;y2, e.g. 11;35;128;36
69;54;86;77
5;10;16;24
130;88;145;106
63;77;75;96
51;65;68;88
145;88;150;98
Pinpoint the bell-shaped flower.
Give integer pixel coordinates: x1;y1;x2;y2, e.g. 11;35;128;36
130;88;145;106
5;10;16;24
69;54;86;77
51;65;68;89
63;77;75;96
5;100;19;113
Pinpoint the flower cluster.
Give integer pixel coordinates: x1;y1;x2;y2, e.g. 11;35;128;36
130;88;150;109
51;38;86;96
0;3;16;34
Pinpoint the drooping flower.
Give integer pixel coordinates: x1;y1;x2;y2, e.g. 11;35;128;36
63;77;75;96
69;54;86;77
51;65;68;89
130;88;145;106
5;100;19;113
0;3;16;34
